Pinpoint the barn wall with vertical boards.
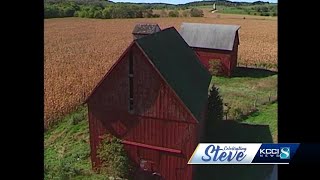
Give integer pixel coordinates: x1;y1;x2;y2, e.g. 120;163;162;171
87;43;203;180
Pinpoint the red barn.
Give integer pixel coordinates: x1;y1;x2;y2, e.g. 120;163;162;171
179;23;240;77
85;27;211;180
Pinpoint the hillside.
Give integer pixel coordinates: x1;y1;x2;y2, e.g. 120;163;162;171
44;0;277;19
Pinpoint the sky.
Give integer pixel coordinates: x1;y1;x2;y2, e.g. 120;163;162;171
111;0;278;5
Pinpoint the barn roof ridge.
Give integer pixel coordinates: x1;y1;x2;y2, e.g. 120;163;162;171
134;27;211;122
179;22;240;51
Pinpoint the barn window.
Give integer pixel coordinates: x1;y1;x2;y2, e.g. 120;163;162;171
129;50;134;113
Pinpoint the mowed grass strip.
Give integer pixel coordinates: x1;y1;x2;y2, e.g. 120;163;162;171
44;106;109;180
243;103;278;142
211;67;277;120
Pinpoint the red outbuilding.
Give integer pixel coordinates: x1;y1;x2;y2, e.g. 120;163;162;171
85;27;211;180
179;23;240;77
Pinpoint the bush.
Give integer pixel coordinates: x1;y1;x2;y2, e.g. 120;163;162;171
97;134;134;179
88;8;96;18
272;12;277;16
73;11;79;17
168;10;179;17
78;10;87;18
230;107;243;120
70;113;84;125
182;10;190;17
102;8;111;19
208;59;223;76
94;10;103;18
190;8;204;17
260;12;270;16
63;6;76;17
160;9;167;17
143;9;154;18
44;5;61;18
152;14;160;18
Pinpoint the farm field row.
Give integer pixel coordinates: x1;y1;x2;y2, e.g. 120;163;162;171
44;17;277;128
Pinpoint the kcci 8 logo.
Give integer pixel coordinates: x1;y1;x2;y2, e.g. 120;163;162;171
259;147;290;159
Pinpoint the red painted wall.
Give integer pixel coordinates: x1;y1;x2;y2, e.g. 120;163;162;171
193;33;239;77
87;43;205;180
194;48;232;76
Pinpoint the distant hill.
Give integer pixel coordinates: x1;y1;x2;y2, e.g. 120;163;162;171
45;0;275;8
44;0;277;19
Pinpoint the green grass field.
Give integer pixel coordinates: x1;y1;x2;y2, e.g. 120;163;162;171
210;67;277;121
44;106;108;180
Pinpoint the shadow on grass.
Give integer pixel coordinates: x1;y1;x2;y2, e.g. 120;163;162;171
194;121;274;180
232;67;277;78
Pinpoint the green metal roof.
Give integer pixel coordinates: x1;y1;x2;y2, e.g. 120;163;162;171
135;27;211;122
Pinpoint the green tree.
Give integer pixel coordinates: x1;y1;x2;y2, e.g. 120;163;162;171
205;85;224;137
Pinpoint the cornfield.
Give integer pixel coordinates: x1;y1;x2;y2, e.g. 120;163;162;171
44;16;277;129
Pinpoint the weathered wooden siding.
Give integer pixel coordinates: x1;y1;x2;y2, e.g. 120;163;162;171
87;43;203;180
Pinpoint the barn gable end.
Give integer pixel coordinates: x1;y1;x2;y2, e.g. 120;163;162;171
86;27;211;179
86;43;198;123
87;27;211;123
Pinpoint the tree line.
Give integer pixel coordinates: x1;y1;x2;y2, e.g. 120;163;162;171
44;1;204;19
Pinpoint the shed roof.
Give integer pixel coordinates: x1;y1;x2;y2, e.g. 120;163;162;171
135;27;211;122
179;23;240;51
132;23;161;35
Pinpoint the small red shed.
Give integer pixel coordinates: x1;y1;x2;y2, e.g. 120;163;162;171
85;27;211;180
179;23;240;77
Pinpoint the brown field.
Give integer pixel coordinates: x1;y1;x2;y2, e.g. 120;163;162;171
44;15;277;128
